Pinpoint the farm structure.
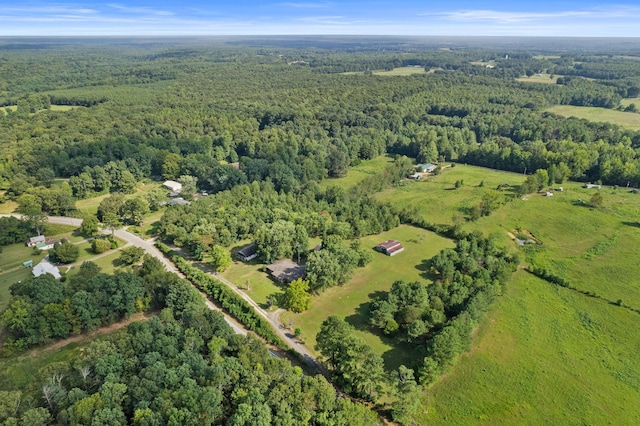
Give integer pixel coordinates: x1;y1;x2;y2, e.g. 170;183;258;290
163;180;182;193
416;163;438;173
375;240;404;256
236;243;258;262
266;259;306;283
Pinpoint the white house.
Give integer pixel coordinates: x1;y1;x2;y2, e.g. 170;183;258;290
32;260;62;280
27;235;46;247
163;180;182;193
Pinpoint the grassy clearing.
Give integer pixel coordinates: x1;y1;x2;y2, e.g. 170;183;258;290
376;164;526;225
0;268;32;309
373;67;426;76
0;342;83;393
546;105;640;130
285;225;454;370
357;163;640;422
221;261;282;308
421;270;640;425
319;155;394;190
621;97;640;108
516;73;561;84
75;181;164;216
0;199;18;214
64;250;123;277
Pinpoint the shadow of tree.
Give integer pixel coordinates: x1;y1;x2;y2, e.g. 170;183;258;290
343;294;423;371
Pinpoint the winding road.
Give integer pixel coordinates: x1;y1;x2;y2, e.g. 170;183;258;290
1;214;317;362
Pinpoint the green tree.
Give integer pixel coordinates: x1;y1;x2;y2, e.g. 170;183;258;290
282;278;312;313
50;240;80;264
102;212;122;237
17;193;47;235
210;245;232;272
80;215;100;236
121;197;149;225
117;246;145;265
92;239;112;254
97;193;125;222
178;175;198;198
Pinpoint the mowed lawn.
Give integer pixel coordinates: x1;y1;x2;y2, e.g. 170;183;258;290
546;105;640;130
516;73;562;84
288;224;454;370
421;270;640;425
376;164;526;225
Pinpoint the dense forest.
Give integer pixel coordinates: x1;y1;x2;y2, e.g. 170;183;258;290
2;37;640;425
1;37;640;201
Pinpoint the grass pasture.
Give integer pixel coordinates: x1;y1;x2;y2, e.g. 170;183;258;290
376;164;526;225
319;155;394;190
286;224;454;370
546;105;640;130
516;73;561;84
373;67;426;76
422;270;640;425
341;163;640;423
621;97;640;108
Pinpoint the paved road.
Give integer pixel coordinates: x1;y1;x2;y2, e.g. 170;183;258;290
1;214;248;336
213;272;325;375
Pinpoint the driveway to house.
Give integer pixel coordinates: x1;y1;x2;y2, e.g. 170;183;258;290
1;214;249;336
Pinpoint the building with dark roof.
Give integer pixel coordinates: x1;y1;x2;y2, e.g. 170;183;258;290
266;259;306;283
375;240;404;256
236;243;258;262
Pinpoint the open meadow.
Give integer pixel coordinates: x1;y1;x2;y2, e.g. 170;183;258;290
284;224;454;370
370;166;640;423
319;155;394;190
516;73;561;84
546;105;640;130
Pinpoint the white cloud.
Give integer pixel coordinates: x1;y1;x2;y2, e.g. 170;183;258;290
426;6;640;23
107;4;174;16
276;2;332;8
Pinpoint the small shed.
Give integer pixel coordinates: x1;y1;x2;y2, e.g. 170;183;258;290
584;184;601;189
23;260;33;268
266;259;306;283
163;180;182;193
236;243;258;262
375;240;404;256
408;173;422;180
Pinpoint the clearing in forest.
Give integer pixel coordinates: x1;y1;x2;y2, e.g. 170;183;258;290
546;105;640;130
286;224;454;371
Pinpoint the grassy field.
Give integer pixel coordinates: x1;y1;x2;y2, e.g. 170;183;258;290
75;181;164;216
546;105;640;130
0;199;18;214
373;67;426;76
323;162;640;423
621;97;640;108
376;164;526;225
284;224;454;370
516;73;561;84
421;270;640;425
221;260;282;308
319;155;394;190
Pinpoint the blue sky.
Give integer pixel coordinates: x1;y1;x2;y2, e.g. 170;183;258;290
1;1;639;36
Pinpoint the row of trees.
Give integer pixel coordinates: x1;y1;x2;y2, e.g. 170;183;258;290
367;233;519;385
1;256;187;350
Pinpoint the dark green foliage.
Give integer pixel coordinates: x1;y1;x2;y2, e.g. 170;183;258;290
0;304;380;425
0;216;32;246
316;316;386;402
155;242;289;350
117;246;145;265
306;236;366;292
0;261;165;349
49;239;79;264
368;233;518;384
